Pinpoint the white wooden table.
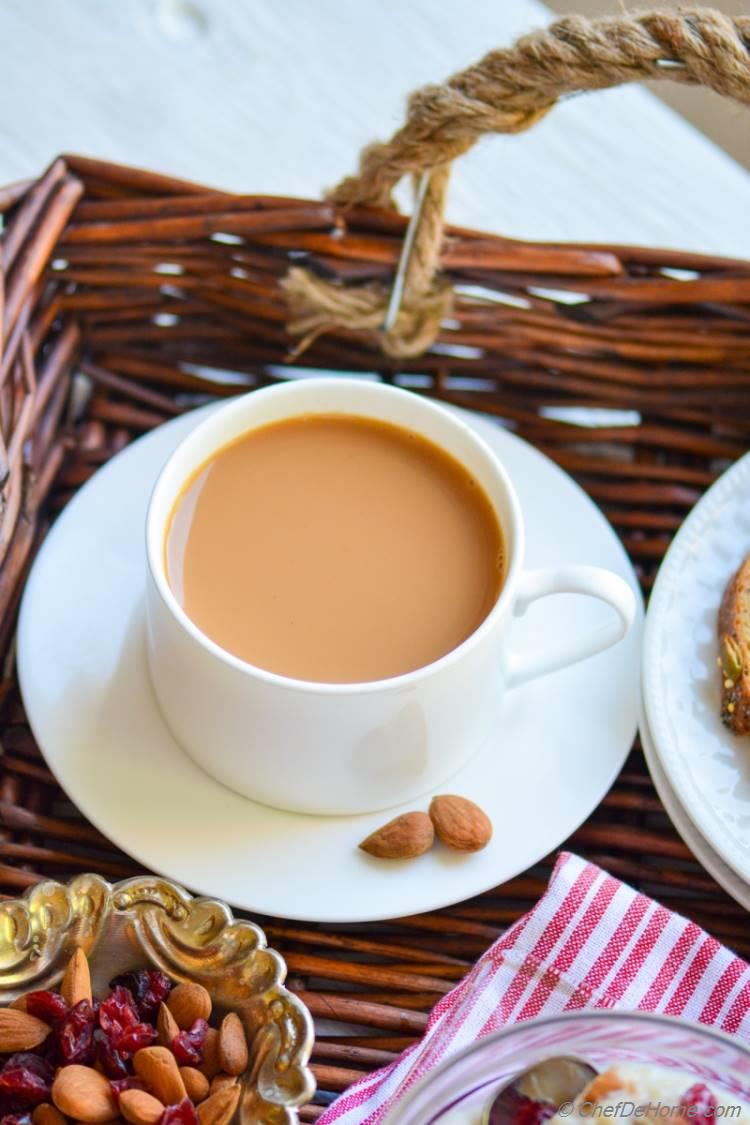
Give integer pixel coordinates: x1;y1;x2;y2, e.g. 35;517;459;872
2;0;749;258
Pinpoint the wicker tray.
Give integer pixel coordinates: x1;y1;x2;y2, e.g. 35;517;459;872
1;8;749;1119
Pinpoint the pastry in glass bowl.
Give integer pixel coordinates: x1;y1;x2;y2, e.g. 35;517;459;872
549;1064;750;1125
384;1013;750;1125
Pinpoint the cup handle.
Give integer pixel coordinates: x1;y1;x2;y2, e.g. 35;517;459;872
505;566;636;689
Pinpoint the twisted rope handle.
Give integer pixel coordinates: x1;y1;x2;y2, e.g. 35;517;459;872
284;8;750;357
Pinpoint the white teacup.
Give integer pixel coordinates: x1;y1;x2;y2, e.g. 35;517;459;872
145;378;635;816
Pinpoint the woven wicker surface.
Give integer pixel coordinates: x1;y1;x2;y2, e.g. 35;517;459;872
0;133;749;1121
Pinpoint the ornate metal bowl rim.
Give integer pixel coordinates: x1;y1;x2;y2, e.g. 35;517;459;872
0;872;315;1122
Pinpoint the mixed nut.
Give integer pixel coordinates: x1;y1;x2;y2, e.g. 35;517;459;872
0;949;247;1125
359;794;493;860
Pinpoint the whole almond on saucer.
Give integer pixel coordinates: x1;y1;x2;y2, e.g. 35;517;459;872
180;1067;210;1103
218;1012;248;1076
60;948;92;1007
52;1065;118;1123
429;795;492;852
119;1089;165;1125
197;1084;241;1125
134;1046;187;1105
167;982;212;1029
0;1008;52;1051
359;811;434;859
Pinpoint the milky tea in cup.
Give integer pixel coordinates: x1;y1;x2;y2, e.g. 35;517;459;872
164;412;505;684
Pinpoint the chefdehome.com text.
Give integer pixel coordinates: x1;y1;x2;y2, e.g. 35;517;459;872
557;1102;741;1120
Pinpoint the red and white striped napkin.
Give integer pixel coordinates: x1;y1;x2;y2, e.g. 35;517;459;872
319;851;750;1124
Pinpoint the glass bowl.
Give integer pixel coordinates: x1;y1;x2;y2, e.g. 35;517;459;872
385;1012;750;1124
0;873;314;1123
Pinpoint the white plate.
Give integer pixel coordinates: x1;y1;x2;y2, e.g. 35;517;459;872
18;403;642;923
640;708;750;910
643;451;750;887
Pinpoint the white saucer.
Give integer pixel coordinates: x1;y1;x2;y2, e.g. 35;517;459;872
643;451;750;889
640;707;750;910
18;402;642;923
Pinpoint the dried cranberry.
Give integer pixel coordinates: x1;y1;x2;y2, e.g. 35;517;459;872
51;999;96;1066
23;991;68;1026
171;1019;208;1067
98;987;156;1055
0;1058;52;1084
110;1077;145;1101
161;1099;199;1125
109;971;172;1022
140;971;172;1022
119;1024;157;1054
94;1030;130;1079
99;986;140;1034
0;1115;32;1125
506;1096;556;1125
0;1068;50;1110
680;1084;719;1125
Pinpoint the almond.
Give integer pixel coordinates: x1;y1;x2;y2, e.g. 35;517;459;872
9;994;28;1011
157;1001;179;1048
52;1065;118;1123
180;1067;210;1103
166;982;212;1029
429;795;492;852
359;811;434;859
133;1046;187;1105
208;1075;237;1097
197;1084;241;1125
119;1089;165;1125
61;948;93;1007
197;1028;221;1079
217;1012;248;1077
0;1008;52;1051
33;1104;67;1125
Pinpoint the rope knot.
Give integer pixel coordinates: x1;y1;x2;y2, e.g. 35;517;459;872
282;268;453;360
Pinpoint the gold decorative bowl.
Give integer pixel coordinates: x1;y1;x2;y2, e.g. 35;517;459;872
0;873;315;1124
